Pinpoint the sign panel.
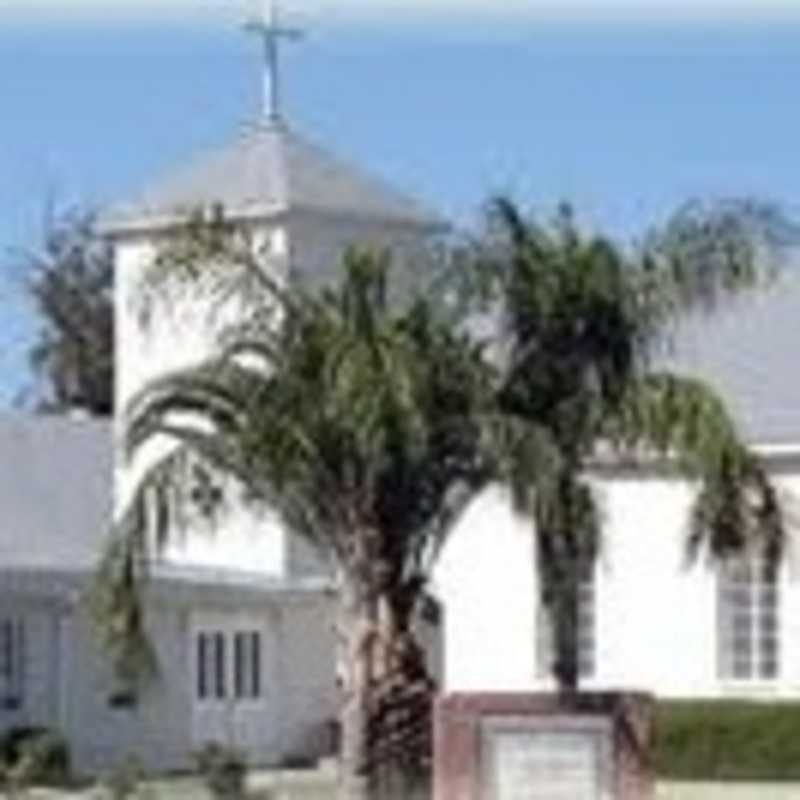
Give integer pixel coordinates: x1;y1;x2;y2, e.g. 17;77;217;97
481;717;610;800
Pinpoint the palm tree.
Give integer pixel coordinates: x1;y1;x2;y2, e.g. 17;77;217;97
91;198;787;799
476;198;785;692
94;235;531;800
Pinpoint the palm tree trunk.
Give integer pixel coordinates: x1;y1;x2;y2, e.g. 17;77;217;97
338;572;377;800
374;587;435;800
540;537;581;695
538;486;584;697
552;576;580;695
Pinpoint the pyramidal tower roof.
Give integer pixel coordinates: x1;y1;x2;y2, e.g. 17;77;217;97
100;121;445;236
101;4;444;237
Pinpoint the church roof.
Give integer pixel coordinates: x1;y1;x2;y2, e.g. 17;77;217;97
99;122;445;236
659;267;800;447
0;414;112;572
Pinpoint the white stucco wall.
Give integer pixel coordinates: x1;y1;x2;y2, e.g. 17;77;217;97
433;485;538;692
113;228;289;416
56;584;339;774
63;596;193;774
274;595;338;761
113;229;294;578
434;461;800;700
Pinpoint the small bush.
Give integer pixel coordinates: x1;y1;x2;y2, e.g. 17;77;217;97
656;700;800;781
97;755;146;800
0;726;70;786
278;753;315;770
194;742;248;800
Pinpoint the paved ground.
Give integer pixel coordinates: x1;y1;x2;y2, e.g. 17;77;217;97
11;774;800;799
5;768;338;799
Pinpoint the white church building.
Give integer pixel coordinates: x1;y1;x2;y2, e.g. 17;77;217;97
2;13;800;777
0;103;445;772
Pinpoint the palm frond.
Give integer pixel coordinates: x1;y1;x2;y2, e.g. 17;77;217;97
639;198;792;329
608;371;784;564
689;451;783;566
85;447;191;682
609;372;741;473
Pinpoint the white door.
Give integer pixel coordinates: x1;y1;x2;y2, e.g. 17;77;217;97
190;613;275;760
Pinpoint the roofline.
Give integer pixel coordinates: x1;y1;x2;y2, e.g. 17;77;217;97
0;564;335;605
752;441;800;464
585;437;800;479
288;203;450;233
148;563;335;593
98;201;448;240
96;203;290;239
0;410;112;431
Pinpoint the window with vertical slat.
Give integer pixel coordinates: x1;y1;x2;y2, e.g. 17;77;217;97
718;557;779;681
197;633;208;700
196;627;262;701
233;631;261;699
251;631;261;699
214;632;226;699
0;618;25;709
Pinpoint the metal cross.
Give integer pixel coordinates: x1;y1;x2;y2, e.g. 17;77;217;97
244;1;304;123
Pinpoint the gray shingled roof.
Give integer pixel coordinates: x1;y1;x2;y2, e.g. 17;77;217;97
658;268;800;447
0;416;335;586
0;415;112;572
99;121;444;235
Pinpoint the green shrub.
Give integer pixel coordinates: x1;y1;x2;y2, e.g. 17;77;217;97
656;700;800;781
278;753;315;770
97;755;146;800
0;726;70;786
194;742;248;800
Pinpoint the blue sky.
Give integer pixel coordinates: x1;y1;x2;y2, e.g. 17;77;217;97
1;3;800;407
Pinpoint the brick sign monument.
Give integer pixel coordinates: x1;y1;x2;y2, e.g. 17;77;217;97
433;693;653;800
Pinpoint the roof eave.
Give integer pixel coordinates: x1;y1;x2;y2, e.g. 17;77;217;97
98;202;448;241
96;201;292;240
287;202;450;233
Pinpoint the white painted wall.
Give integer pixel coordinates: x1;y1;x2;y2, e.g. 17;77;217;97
63;596;193;774
113;226;298;578
274;596;338;761
57;585;340;774
434;463;800;699
114;227;290;416
433;485;538;692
